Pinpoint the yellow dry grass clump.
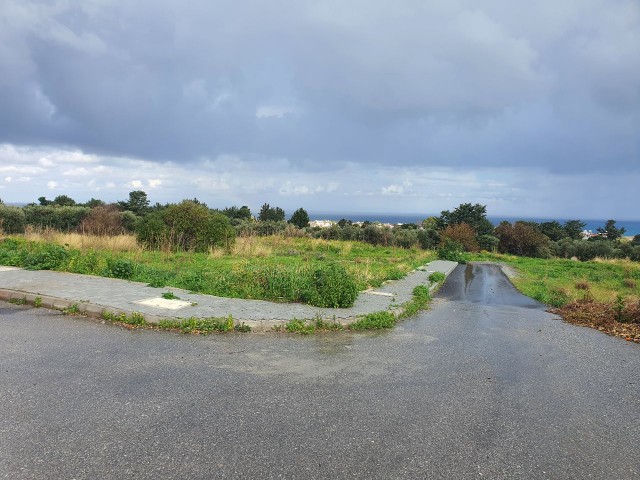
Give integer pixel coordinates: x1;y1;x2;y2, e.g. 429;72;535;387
23;227;140;252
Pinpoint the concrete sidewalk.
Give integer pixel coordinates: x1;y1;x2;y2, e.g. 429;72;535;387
0;260;457;330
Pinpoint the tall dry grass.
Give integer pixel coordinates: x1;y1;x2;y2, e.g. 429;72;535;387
22;226;140;252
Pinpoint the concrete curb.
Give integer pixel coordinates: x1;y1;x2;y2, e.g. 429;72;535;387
0;261;458;333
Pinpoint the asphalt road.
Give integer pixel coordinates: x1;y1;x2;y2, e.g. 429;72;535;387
1;264;638;479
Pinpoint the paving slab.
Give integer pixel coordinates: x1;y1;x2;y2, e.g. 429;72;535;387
0;260;457;330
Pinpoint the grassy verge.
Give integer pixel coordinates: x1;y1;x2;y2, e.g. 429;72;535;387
467;252;640;343
0;235;436;308
280;283;440;334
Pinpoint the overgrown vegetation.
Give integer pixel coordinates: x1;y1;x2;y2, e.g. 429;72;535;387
0;235;435;308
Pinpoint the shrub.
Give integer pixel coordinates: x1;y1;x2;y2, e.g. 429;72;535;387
0;205;26;234
23;244;69;270
393;229;419;249
363;225;392;246
306;263;359;308
478;234;499;252
495;221;551;258
417;228;439;249
437;238;465;263
136;201;235;252
78;205;124;236
23;205;90;232
440;223;479;252
106;258;135;279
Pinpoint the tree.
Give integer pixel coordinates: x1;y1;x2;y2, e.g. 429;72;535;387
563;220;586;240
631;234;640;246
119;190;150;216
495;221;551;258
289;208;310;228
53;195;76;206
38;196;53;206
436;203;494;236
597;220;625;241
258;203;285;222
440;223;479;252
539;221;567;241
222;205;252;220
84;198;105;208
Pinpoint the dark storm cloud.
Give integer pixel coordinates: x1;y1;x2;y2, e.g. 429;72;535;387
1;0;638;172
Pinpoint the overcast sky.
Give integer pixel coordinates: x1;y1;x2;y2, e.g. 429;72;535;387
1;0;639;219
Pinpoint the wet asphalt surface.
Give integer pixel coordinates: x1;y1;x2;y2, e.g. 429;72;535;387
1;264;638;479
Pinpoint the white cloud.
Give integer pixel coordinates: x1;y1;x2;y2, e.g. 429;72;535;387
381;184;405;195
46;180;58;189
128;180;143;188
148;179;162;188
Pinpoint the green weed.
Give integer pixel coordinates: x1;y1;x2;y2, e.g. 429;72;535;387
161;291;180;300
63;303;81;315
8;297;26;305
428;271;446;283
34;296;42;308
349;311;396;330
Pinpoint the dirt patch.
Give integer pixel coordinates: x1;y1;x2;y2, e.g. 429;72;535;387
551;299;640;344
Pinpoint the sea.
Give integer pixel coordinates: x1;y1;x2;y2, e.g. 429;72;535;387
309;212;640;236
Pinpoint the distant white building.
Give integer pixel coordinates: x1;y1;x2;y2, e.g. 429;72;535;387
309;220;336;228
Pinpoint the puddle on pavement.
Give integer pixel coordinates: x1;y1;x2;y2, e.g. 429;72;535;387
464;264;475;293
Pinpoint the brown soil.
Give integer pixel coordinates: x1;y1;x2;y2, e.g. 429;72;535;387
551;298;640;344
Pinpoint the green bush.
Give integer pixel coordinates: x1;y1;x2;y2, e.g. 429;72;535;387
23;244;69;270
136;201;235;252
417;229;439;249
106;258;135;279
307;263;359;308
23;205;90;231
437;239;465;263
393;229;419;249
0;205;26;234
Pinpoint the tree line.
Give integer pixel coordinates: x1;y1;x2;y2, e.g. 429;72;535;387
0;193;638;261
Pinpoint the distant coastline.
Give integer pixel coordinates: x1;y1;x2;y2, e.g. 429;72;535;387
309;212;640;236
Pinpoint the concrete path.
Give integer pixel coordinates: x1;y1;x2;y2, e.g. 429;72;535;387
0;260;457;330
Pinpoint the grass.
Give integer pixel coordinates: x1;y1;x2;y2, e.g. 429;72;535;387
161;291;180;300
281;282;441;334
0;234;436;308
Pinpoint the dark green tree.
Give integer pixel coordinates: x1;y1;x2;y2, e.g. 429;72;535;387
258;203;285;222
563;220;586;240
38;196;53;206
84;198;105;208
119;190;150;216
289;208;310;228
222;205;252;220
539;221;567;241
53;194;76;206
597;220;625;241
436;203;494;236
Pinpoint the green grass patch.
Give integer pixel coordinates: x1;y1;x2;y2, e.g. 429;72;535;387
349;311;396;330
